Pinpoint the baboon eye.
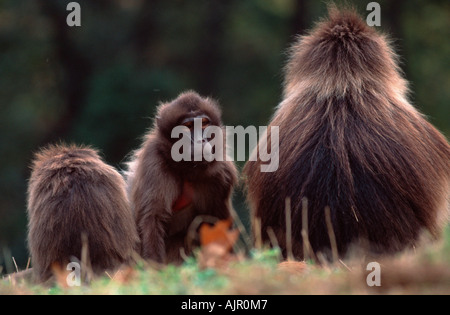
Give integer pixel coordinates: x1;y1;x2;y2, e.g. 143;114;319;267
180;116;210;129
202;118;210;128
182;120;194;129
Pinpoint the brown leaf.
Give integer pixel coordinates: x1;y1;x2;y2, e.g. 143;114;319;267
277;261;308;275
109;266;136;284
51;263;70;288
199;218;239;252
198;218;241;270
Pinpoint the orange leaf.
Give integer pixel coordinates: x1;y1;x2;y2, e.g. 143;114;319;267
199;218;239;252
277;261;308;275
51;262;70;288
110;266;136;284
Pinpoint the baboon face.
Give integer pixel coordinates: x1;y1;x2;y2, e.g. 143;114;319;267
156;92;223;163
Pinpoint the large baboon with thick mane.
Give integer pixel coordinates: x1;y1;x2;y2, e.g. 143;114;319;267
244;7;450;260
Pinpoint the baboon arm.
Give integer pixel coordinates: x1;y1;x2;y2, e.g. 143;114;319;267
138;211;169;263
131;153;180;263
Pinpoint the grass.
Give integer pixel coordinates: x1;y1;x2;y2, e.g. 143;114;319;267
1;226;450;295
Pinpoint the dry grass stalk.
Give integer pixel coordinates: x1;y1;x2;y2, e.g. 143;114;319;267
285;197;294;261
324;206;339;263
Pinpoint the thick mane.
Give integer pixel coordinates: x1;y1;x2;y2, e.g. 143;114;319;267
244;7;450;260
284;7;407;105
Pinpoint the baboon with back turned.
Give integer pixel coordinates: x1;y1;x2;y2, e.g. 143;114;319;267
244;7;450;260
27;144;139;282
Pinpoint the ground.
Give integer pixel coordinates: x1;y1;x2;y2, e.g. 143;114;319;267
1;226;449;295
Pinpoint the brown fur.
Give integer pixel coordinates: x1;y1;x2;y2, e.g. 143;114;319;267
244;7;450;260
127;91;238;264
27;144;139;282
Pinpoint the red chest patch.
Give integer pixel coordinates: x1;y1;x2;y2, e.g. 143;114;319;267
172;181;194;212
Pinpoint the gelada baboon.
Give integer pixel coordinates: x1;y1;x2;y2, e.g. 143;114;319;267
244;7;450;260
27;144;139;282
126;91;238;264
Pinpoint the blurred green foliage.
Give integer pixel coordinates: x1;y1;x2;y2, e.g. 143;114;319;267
0;0;449;275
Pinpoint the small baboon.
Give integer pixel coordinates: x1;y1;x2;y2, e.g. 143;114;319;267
27;144;139;282
126;91;238;264
244;7;450;260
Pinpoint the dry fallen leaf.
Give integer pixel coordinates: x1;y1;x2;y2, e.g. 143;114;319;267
198;218;240;269
199;218;239;251
108;266;136;284
277;261;308;275
51;263;70;288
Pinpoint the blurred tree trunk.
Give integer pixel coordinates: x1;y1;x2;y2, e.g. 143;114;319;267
384;0;405;41
384;0;408;71
290;0;309;36
131;0;161;65
195;0;233;96
38;0;92;145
